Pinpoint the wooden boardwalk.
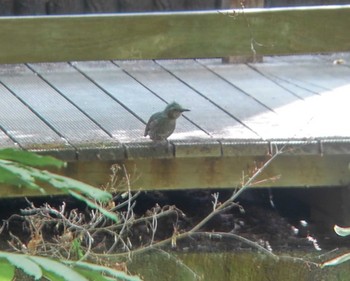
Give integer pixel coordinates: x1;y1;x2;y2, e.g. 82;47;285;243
1;53;350;193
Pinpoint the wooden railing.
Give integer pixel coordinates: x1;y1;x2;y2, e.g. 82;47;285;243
0;5;349;64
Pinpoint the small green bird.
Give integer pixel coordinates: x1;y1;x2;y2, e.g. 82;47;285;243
144;102;190;141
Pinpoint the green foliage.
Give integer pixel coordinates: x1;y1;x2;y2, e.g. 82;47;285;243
321;252;350;268
0;149;117;222
0;159;45;193
0;148;65;168
0;149;111;200
0;252;42;280
321;225;350;267
71;238;85;260
64;261;143;281
31;256;88;281
0;251;142;281
69;190;118;222
334;225;350;237
0;149;137;278
0;260;15;280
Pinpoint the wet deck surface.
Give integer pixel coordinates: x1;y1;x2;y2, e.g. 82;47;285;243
0;53;350;161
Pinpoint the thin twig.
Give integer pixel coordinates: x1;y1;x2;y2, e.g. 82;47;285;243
190;149;283;233
154;248;202;280
192;231;278;260
107;165;134;254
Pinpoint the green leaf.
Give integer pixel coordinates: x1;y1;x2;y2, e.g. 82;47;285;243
0;252;42;280
71;238;85;260
0;258;16;281
0;158;112;201
334;225;350;237
22;168;112;202
0;252;141;281
321;252;350;268
0;148;65;168
69;190;118;223
41;269;67;281
65;260;143;281
72;267;116;281
0;160;44;192
29;256;89;281
47;173;112;202
0;150;116;227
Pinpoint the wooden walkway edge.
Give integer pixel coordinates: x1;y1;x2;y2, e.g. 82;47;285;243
1;53;350;195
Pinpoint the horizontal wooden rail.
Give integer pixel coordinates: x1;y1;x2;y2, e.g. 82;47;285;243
0;5;349;63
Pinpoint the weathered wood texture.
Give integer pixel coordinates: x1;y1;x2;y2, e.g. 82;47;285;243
266;0;350;7
0;6;350;63
0;0;221;15
1;54;350;154
2;0;350;15
1;53;350;195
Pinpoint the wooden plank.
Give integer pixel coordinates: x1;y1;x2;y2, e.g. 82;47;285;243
158;59;298;140
305;86;350;138
272;139;320;152
221;140;269;157
248;56;325;99
321;139;350;155
73;61;210;158
0;81;75;155
252;56;350;139
172;139;222;158
198;59;300;109
0;130;17;149
198;59;323;139
255;55;350;90
117;60;258;141
65;154;350;191
3;143;350;197
28;62;146;143
72;61;172;133
319;52;350;67
0;6;349;63
158;60;277;139
0;64;121;160
246;58;332;138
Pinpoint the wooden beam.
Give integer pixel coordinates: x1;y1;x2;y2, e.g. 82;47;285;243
1;152;350;198
0;5;349;63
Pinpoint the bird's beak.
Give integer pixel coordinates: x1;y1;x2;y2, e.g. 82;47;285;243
181;109;190;112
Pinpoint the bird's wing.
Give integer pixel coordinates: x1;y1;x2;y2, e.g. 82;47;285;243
144;112;159;136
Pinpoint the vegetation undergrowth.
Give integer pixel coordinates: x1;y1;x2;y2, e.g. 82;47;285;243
0;147;347;281
0;148;141;281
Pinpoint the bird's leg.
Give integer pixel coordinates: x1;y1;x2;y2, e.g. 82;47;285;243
151;139;172;154
165;139;172;154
